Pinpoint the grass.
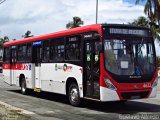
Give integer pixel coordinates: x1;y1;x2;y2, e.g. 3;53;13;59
0;104;33;120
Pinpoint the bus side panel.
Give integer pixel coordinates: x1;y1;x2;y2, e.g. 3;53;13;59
100;86;120;101
41;63;65;93
2;64;11;85
15;63;33;89
40;63;83;97
149;86;158;98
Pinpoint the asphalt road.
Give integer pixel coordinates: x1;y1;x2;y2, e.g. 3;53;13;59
0;77;160;120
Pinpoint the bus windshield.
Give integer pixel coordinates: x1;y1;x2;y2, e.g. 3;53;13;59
104;38;156;76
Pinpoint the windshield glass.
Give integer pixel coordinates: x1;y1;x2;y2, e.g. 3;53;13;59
104;38;156;76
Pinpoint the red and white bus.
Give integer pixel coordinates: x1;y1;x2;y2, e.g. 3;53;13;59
3;24;158;106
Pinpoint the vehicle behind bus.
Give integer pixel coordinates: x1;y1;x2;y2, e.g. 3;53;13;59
0;62;2;73
2;24;158;106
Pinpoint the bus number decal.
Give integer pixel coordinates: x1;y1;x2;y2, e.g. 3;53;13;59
20;64;31;70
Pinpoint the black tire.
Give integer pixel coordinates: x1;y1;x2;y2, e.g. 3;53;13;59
68;83;81;106
21;78;28;95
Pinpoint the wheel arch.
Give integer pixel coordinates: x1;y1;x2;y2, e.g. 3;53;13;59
66;77;79;96
19;74;25;87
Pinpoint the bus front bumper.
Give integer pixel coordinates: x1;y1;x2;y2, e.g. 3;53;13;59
100;86;157;102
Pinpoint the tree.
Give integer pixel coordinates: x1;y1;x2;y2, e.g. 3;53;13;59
0;0;6;4
66;17;84;29
0;36;9;47
130;16;149;27
130;16;160;40
0;36;9;60
22;30;34;38
135;0;160;27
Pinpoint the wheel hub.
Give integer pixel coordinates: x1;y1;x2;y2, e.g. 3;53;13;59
70;88;78;102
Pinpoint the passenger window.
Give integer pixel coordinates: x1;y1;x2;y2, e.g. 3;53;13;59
3;47;10;63
17;44;26;62
50;38;64;62
26;43;32;62
42;40;50;62
65;35;81;60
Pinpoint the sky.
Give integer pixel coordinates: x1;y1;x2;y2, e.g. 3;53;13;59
0;0;159;55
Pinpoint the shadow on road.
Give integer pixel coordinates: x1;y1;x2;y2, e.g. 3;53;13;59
8;89;160;114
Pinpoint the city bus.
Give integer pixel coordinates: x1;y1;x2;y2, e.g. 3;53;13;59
2;24;158;106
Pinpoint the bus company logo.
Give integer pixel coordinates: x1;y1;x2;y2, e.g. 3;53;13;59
55;64;63;71
21;64;29;70
63;64;72;72
29;64;32;70
63;64;67;72
4;64;9;69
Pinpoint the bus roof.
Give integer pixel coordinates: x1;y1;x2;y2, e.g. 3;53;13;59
4;24;102;47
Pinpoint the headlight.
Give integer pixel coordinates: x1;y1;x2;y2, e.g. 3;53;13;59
104;78;117;91
152;77;159;88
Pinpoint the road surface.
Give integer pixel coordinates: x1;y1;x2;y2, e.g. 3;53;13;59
0;77;160;120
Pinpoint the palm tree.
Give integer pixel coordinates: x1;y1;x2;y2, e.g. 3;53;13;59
66;17;84;29
136;0;160;27
130;16;160;40
22;30;33;38
154;0;160;26
130;16;149;27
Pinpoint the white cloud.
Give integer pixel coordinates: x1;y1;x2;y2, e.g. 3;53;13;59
1;0;159;55
0;0;145;39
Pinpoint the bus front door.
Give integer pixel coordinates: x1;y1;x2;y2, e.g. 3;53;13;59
10;47;17;85
84;41;100;99
32;45;42;89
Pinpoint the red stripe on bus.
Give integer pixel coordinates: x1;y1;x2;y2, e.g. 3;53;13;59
3;63;30;70
4;24;102;47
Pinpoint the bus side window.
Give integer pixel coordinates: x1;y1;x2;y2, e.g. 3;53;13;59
42;40;50;62
50;38;64;62
56;44;64;61
3;47;10;63
17;44;27;62
50;40;56;62
65;35;81;60
26;43;32;63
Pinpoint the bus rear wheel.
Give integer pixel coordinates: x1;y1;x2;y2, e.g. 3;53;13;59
68;83;80;106
21;78;28;95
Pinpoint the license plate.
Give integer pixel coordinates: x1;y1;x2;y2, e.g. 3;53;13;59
34;88;41;92
131;96;140;99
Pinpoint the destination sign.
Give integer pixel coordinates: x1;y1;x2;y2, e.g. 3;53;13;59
109;28;148;36
103;26;151;37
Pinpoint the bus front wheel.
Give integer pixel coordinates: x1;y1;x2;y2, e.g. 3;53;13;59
68;83;81;106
